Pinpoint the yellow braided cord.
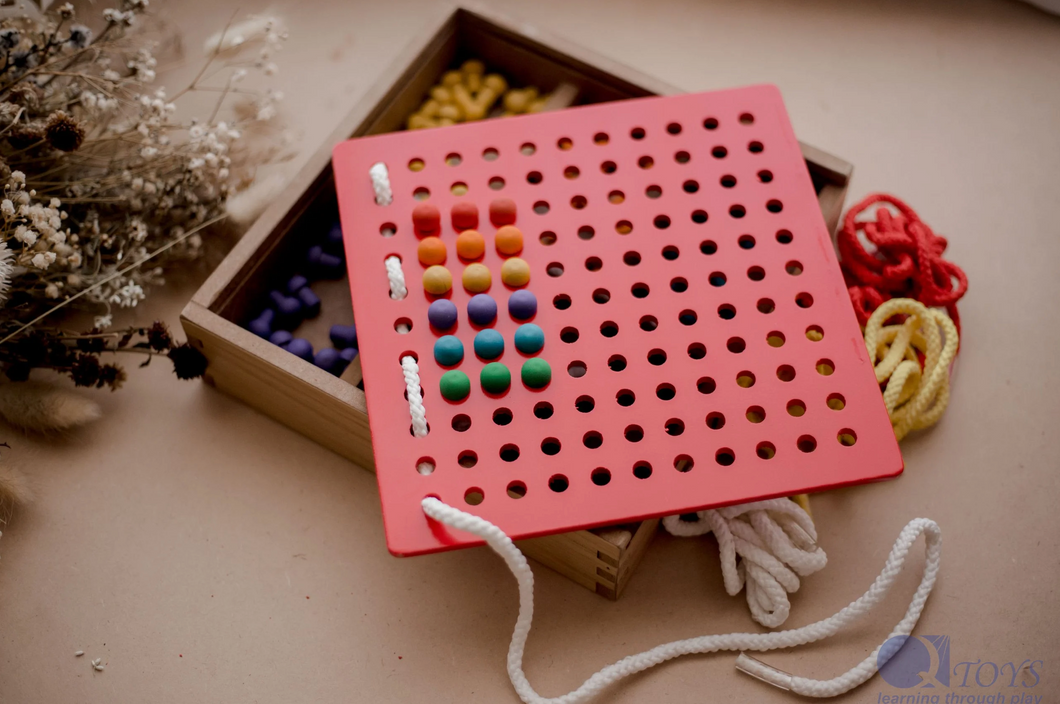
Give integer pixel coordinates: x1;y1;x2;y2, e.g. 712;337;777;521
863;298;959;441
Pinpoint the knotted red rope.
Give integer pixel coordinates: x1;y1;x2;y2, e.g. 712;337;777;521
837;194;968;333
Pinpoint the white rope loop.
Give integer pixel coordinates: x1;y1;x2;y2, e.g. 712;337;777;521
661;499;827;628
370;161;393;206
422;497;941;703
385;255;407;300
402;355;428;437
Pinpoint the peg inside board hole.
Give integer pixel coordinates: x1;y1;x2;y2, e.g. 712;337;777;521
507;481;527;499
674;455;694;472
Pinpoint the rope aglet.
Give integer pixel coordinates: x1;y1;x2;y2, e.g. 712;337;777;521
735;653;793;690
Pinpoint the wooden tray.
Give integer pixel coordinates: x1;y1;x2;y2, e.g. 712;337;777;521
180;5;852;598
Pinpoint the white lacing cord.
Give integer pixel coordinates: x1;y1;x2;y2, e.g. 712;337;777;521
421;496;941;702
661;499;827;628
370;161;393;206
402;355;428;437
385;255;407;300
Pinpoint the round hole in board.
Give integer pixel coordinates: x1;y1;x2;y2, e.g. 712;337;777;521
592;288;611;304
729;204;746;218
654;214;671;229
609;190;626;204
740;112;755;125
672;278;690;293
623;251;642;266
548;474;569;492
520;142;536;156
534;401;555;419
776;229;793;244
787;399;807;417
547;262;565;277
408;158;425;171
464;487;484;505
718;304;736;320
591;468;612;486
633;462;652;479
493;407;513;425
767;331;786;347
576;395;596;413
624;425;644;442
451;414;471;432
585;256;603;272
748;266;766;281
413;187;430;201
631;282;650;298
601;160;617;174
450;182;468;196
703;117;719;130
507;481;527;499
665;418;685;436
838;429;858;446
617;389;636;406
797;435;817;453
541;437;561;456
631;127;646;140
608;354;627;371
756;442;776;460
736;371;755;388
827;393;846;411
600;321;619;337
748;141;764;153
615;220;633;235
500;444;520;462
557;137;573;151
706;412;725;430
777;364;796;382
380;223;397;237
746;405;766;423
738;234;756;250
416;457;435;475
527;171;543;185
727;337;746;353
564;165;580;180
715;448;735;466
483;147;500;161
568;360;588;377
675;150;691;164
700;240;717;255
697;377;716;394
666;122;682;135
674;455;694;472
647;348;667;366
489;176;506;190
806;325;824;341
817;359;836;376
709;272;727;287
683;180;699;194
560;326;580;343
662;245;679;260
796;292;814;308
757;298;776;313
756;172;773;186
445;152;462;166
539;231;557;246
394;317;413;333
533;201;550;215
638;156;654;169
594;132;609;145
712;146;728;159
639;315;658;331
692;210;709;224
458;450;478;468
578;225;595;240
553;293;571;309
786;261;804;276
687;342;706;359
721;174;737;188
656;383;676;401
583;431;603;449
646;184;662;199
678;308;697;325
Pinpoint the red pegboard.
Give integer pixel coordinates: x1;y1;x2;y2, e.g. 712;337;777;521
333;85;902;556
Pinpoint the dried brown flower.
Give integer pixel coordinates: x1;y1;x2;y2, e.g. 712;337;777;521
7;84;41;110
7;121;44;149
45;111;86;152
146;321;173;351
98;364;126;391
70;354;101;387
168;343;207;380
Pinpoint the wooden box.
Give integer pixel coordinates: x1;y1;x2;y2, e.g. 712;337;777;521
180;5;851;599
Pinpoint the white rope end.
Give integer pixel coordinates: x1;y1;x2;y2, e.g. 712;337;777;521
736;653;793;691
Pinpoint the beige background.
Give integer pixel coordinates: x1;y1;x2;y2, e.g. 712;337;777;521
3;0;1060;702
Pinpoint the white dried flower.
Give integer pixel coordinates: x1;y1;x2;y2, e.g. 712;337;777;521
110;282;144;307
94;314;112;329
102;69;121;82
31;252;56;270
45;283;59;299
14;226;37;246
1;199;14;216
10;171;25;186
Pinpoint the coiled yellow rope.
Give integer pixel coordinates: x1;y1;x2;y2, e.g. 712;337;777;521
863;298;959;441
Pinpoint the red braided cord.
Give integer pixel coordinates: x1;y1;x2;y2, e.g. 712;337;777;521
837;194;968;332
